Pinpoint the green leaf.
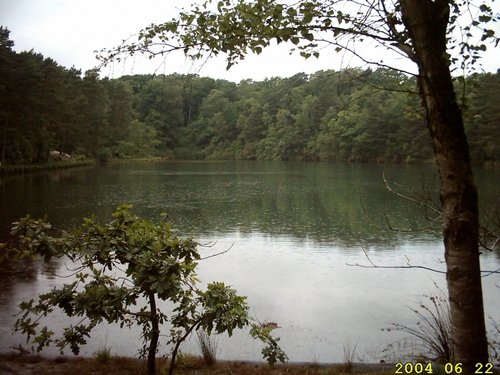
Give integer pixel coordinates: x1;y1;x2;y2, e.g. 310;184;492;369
481;29;495;41
478;15;492;23
304;33;314;41
479;4;491;12
337;11;344;24
286;7;297;18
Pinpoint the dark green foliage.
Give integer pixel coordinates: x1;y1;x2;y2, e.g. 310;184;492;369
464;72;500;165
121;68;497;164
0;27;498;166
0;30;157;165
4;205;287;375
250;322;289;366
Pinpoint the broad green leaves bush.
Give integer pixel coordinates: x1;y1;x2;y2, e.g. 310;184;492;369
5;204;286;375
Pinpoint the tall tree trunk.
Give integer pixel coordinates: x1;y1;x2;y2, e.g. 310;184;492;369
1;103;9;166
148;293;160;375
168;317;203;375
400;0;488;370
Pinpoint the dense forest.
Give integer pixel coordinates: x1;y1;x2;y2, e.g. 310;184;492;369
1;27;498;166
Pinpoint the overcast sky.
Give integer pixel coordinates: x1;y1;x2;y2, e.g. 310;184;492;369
1;0;499;82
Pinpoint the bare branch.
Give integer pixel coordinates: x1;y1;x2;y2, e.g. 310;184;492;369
199;243;234;260
41;262;86;279
347;245;500;277
383;172;442;216
361;201;438;234
481;267;500;278
346;263;447;273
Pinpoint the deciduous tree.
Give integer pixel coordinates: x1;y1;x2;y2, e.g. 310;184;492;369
99;0;499;369
6;205;286;375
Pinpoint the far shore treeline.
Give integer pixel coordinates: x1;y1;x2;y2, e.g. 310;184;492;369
1;27;498;167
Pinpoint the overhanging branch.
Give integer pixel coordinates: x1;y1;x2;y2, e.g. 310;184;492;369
347;245;500;277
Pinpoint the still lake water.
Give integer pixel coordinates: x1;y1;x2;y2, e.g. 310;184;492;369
1;161;499;362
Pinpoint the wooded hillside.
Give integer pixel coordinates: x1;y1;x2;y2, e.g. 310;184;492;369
1;27;498;166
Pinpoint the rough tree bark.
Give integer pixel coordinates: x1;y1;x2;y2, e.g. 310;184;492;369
400;0;488;369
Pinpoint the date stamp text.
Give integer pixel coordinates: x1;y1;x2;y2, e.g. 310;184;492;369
394;362;495;374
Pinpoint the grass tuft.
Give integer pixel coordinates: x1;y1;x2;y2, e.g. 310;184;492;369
93;345;112;364
197;329;218;366
384;284;452;362
342;339;359;372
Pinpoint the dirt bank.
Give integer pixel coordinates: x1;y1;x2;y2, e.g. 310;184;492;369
0;353;394;374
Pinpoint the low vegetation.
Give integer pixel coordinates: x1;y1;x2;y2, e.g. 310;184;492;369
2;205;286;375
383;287;453;363
197;330;218;367
93;345;112;364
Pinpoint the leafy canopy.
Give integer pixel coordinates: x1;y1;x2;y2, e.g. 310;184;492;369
99;0;499;73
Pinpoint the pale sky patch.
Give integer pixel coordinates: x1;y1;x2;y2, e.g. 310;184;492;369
1;0;498;82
